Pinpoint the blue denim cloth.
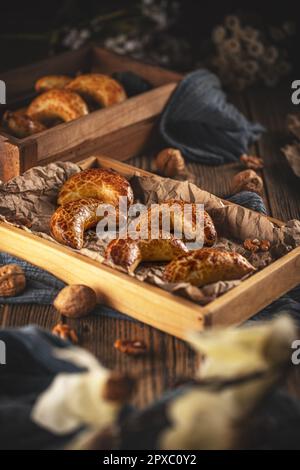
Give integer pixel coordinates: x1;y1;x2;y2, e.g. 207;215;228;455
160;69;265;165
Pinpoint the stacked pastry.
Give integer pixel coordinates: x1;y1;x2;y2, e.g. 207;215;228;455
2;73;126;138
50;169;255;288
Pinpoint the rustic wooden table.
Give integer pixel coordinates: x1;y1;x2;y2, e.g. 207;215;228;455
0;84;299;408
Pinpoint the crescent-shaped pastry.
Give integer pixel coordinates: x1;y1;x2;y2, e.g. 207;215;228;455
163;248;255;287
50;198;102;250
66;73;127;108
27;89;89;124
57;168;134;207
2;110;46;138
137;199;217;246
35;75;72;92
105;235;189;274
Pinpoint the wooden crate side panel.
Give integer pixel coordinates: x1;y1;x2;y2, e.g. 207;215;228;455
22;83;176;163
203;246;300;327
0;223;203;339
0;136;20;181
38;117;159;166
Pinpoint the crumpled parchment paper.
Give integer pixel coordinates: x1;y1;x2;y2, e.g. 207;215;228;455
0;162;299;306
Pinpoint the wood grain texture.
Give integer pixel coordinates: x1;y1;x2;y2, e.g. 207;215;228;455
1;85;300;410
246;82;300;220
0;136;20;181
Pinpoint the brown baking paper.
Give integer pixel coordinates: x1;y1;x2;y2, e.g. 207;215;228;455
0;162;299;306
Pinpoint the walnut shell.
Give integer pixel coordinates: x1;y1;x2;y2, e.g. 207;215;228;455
155;148;186;177
0;264;26;297
231;169;263;195
52;323;79;344
240;154;264;170
54;284;97;318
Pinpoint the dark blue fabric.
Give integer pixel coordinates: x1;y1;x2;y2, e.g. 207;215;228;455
0;326;84;449
112;71;153;98
160;69;265;165
0;252;130;320
227;191;267;215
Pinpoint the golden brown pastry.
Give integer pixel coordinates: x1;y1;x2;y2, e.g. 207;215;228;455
50;198;102;249
35;75;72;93
163;248;255;286
2;110;46;138
66;73;126;108
105;235;189;273
27;89;89;124
137;199;217;246
57;168;134;207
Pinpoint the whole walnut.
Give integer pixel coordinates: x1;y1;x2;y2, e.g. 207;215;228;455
54;284;97;318
231;169;263;195
155;148;186;177
0;264;26;297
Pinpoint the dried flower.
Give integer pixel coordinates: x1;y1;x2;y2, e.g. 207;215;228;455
268;46;279;63
241;26;259;42
223;38;241;55
212;26;227;45
224;15;241;32
247;41;264;59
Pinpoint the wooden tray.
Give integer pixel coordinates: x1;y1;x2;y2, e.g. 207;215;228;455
0;44;181;181
0;155;299;340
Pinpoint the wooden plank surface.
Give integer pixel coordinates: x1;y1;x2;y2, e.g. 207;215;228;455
1;85;300;410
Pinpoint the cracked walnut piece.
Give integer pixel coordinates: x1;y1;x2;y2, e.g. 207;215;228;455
231;169;263;195
243;239;271;252
52;323;79;344
155;148;186;178
240;154;264;170
114;339;148;356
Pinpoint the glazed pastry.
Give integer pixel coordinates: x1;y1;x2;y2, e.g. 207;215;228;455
105;235;188;273
66;73;127;108
50;198;102;249
2;110;46;138
163;248;255;287
137;199;217;246
35;75;72;93
57;168;134;207
27;89;89;124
